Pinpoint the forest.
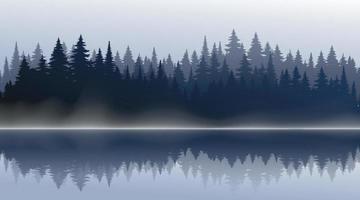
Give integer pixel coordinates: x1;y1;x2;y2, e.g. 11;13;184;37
0;30;359;119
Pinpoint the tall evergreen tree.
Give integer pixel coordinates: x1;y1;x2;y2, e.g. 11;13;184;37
114;51;123;71
220;59;230;83
195;56;209;92
123;46;135;72
10;42;20;81
340;67;349;95
173;62;186;90
191;51;200;70
104;42;116;77
225;30;245;71
315;67;328;92
237;54;252;82
209;44;220;82
248;33;264;68
181;50;192;79
2;57;11;90
201;36;210;64
69;35;91;86
266;54;277;87
30;43;43;68
326;46;339;78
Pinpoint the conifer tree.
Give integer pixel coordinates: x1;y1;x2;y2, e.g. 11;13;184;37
279;70;291;90
30;43;43;68
283;51;295;72
237;54;252;82
114;51;123;71
266;54;277;87
201;36;210;63
248;33;264;68
174;62;186;90
2;58;11;90
191;51;200;70
220;59;230;84
195;56;209;92
291;67;301;89
94;49;104;76
151;48;158;66
209;44;220;82
134;56;144;80
340;67;349;95
301;72;310;92
69;35;91;85
315;67;328;92
225;30;245;71
10;43;20;81
123;46;135;72
326;46;339;78
104;42;116;77
181;50;192;79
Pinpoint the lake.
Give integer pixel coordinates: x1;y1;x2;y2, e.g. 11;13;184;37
0;130;359;200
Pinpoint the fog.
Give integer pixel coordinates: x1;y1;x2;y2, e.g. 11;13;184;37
1;0;360;68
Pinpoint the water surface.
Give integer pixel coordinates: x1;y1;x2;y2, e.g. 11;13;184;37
0;131;359;200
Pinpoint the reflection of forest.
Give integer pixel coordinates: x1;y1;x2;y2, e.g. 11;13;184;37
0;131;359;190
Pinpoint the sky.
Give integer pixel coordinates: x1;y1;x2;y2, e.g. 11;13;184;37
1;0;360;68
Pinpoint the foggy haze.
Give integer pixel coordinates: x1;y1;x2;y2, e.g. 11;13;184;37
1;0;360;68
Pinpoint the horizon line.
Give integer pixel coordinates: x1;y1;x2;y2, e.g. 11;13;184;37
0;127;359;131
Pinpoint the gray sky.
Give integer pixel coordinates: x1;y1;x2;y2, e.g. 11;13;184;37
1;0;360;67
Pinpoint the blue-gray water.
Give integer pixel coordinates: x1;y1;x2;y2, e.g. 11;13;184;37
0;130;359;200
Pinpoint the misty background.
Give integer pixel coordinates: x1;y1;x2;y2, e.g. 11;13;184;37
1;0;360;70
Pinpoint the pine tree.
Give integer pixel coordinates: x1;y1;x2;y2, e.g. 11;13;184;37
201;36;210;63
266;54;277;87
123;46;135;72
30;43;43;68
90;50;97;62
104;42;116;77
165;54;174;77
301;72;310;92
315;67;328;91
94;49;104;75
209;44;220;82
69;35;91;85
294;50;304;73
220;59;230;83
248;33;264;68
326;46;339;78
173;62;186;89
48;38;70;99
237;54;252;82
2;58;11;90
316;51;327;69
10;43;20;81
217;42;225;63
263;42;272;64
340;67;349;95
191;51;200;70
134;56;144;80
151;48;158;66
195;56;209;92
279;70;291;90
291;67;301;89
225;30;245;71
181;50;192;79
114;51;123;71
273;45;284;76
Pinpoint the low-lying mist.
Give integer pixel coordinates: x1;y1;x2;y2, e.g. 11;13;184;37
0;100;359;128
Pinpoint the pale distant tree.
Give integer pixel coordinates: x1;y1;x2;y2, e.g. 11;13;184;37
326;46;339;78
217;42;225;63
114;51;123;71
30;43;43;68
123;46;135;73
263;42;273;64
225;30;245;71
248;33;264;69
316;51;327;69
201;36;210;64
165;54;174;77
273;45;284;76
90;50;97;62
294;50;305;74
2;57;11;90
181;50;192;79
191;51;199;72
10;42;20;81
283;51;294;72
150;48;158;66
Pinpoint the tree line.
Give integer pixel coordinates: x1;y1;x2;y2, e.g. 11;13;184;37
1;31;359;118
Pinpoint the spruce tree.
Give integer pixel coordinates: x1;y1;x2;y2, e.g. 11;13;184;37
104;42;116;77
220;59;230;84
181;50;192;79
195;56;209;92
209;44;220;82
315;67;328;92
237;54;252;82
225;30;245;71
30;43;43;68
340;67;349;95
69;35;91;86
10;43;20;81
266;54;277;87
248;33;264;68
173;62;186;90
201;36;210;63
291;67;301;89
123;46;135;72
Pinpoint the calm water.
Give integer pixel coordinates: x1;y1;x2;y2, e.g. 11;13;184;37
0;131;360;200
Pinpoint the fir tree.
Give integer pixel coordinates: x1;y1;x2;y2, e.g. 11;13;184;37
195;56;209;92
104;42;116;77
237;54;252;82
10;43;20;81
266;54;277;87
315;67;328;91
248;33;264;68
181;50;192;79
69;35;91;85
30;43;43;68
173;62;186;90
209;44;220;82
225;30;245;71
